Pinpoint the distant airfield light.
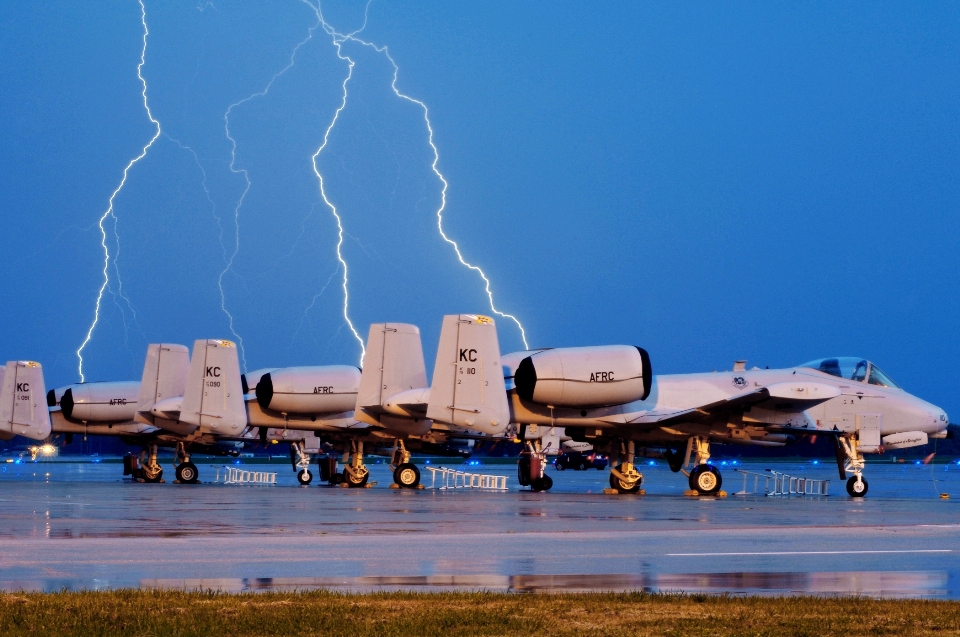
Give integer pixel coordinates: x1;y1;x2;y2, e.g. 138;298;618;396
812;460;819;465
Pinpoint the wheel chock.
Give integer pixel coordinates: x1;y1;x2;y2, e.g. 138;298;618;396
685;489;727;498
603;488;619;495
416;484;425;490
941;493;950;499
364;482;376;488
717;490;727;497
338;482;349;488
389;483;400;489
638;489;646;495
684;489;698;497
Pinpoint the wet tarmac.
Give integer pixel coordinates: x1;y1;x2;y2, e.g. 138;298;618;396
1;458;959;597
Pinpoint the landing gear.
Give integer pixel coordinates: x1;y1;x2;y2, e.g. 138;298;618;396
174;442;199;484
297;469;313;485
846;475;869;497
136;444;163;483
838;435;868;498
341;440;369;488
518;438;552;491
390;439;421;488
689;464;722;495
289;440;313;486
665;447;684;473
609;440;643;494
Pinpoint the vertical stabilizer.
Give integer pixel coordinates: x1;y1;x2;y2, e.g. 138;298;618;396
135;344;189;424
0;361;51;440
356;323;427;410
426;314;509;434
179;340;246;436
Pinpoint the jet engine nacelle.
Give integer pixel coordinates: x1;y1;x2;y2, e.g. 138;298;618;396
256;366;360;415
58;381;140;423
514;345;651;407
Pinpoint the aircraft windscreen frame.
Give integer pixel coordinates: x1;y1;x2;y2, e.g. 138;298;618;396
801;357;902;389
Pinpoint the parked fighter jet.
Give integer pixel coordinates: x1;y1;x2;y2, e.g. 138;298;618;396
45;340;248;483
502;344;949;496
240;314;508;488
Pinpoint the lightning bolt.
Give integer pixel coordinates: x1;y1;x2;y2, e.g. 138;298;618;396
312;1;529;352
76;0;160;382
221;5;326;371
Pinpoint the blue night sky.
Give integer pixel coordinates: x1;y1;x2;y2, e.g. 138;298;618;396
1;2;958;417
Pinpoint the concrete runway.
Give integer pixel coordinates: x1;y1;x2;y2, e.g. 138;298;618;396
1;458;959;596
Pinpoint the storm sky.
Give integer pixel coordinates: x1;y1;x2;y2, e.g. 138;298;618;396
1;2;958;417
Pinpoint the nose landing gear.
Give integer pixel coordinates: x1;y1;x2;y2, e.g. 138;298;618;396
341;440;369;487
518;438;553;492
679;437;722;495
838;436;868;497
289;440;313;485
174;442;199;484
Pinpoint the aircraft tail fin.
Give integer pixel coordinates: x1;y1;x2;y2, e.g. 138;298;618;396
356;323;428;411
179;340;246;436
426;314;509;434
135;344;190;424
0;361;51;440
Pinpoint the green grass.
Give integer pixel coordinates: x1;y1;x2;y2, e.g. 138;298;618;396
2;590;960;636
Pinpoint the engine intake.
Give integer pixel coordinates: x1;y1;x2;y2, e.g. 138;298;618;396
59;381;140;423
514;345;651;407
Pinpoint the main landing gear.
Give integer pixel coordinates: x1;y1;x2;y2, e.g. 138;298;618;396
677;436;722;495
837;435;869;497
289;440;314;485
609;440;643;494
125;444;163;483
174;442;199;484
517;438;553;492
390;439;421;489
340;440;369;488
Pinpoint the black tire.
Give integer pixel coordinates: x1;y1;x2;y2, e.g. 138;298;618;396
175;462;198;484
330;473;345;486
531;474;554;492
846;476;868;497
609;469;641;494
517;457;532;486
297;469;313;486
689;465;722;495
577;462;587;470
143;468;163;483
394;463;421;488
344;469;369;488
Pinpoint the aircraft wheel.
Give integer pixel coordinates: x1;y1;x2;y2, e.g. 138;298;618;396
344;469;369;488
531;474;553;492
689;465;722;495
846;476;869;497
175;462;198;484
609;470;641;494
517;457;532;486
142;467;163;483
394;463;421;488
297;469;313;486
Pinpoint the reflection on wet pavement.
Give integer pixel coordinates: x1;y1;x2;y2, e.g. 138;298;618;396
1;460;958;597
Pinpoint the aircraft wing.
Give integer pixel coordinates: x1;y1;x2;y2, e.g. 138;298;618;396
644;381;841;427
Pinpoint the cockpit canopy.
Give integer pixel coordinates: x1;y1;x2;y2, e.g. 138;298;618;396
800;357;901;389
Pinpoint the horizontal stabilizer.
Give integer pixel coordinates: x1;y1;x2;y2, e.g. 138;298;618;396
0;361;51;440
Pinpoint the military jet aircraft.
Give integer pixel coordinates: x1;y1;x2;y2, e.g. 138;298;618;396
500;343;949;496
43;339;248;483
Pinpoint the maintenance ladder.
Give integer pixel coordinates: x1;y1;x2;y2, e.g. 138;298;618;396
214;466;278;485
733;468;829;496
425;466;509;490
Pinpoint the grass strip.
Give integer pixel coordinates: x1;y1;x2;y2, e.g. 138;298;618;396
2;590;960;636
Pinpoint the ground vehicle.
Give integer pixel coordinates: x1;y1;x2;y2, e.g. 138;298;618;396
553;451;608;471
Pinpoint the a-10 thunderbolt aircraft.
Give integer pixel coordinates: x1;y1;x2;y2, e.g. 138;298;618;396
498;342;949;496
5;315;507;488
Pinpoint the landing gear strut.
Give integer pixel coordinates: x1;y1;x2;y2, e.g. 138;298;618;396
609;440;643;494
681;437;722;495
174;442;199;484
290;440;313;485
341;440;369;487
136;444;163;483
518;438;553;492
838;436;868;497
390;439;420;488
